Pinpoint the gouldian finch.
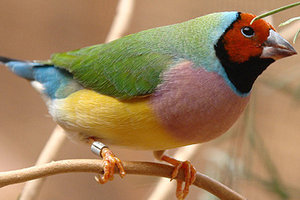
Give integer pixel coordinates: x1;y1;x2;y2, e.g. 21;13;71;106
0;11;296;199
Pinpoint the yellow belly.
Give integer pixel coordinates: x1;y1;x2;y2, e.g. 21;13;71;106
51;89;184;150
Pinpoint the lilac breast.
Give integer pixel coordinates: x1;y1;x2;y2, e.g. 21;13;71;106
150;61;250;144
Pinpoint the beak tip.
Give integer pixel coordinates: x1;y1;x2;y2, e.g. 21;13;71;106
261;30;298;60
288;44;297;55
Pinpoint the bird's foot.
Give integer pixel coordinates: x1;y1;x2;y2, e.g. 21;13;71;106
91;141;126;184
157;152;196;200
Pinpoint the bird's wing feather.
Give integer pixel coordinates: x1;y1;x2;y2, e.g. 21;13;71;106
49;36;174;99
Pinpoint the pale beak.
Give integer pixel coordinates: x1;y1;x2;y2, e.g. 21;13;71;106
261;29;297;60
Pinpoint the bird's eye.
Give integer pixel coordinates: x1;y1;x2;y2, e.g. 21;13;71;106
241;26;255;38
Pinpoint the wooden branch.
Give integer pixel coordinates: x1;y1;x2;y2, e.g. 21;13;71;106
0;159;247;200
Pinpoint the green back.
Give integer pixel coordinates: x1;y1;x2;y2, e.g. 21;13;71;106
51;40;173;99
49;12;238;99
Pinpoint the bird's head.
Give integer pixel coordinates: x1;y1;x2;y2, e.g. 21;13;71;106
215;12;297;95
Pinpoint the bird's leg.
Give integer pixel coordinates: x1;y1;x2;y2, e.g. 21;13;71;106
90;140;126;184
154;150;197;200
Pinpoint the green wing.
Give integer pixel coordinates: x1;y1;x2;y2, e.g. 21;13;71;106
50;34;174;100
46;12;238;99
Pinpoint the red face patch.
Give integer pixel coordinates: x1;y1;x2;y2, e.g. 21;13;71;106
222;13;275;63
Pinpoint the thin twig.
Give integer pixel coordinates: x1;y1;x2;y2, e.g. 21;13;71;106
105;0;135;43
250;2;300;24
0;159;247;200
279;20;300;41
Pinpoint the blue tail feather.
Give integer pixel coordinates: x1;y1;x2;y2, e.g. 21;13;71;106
1;56;83;99
6;61;40;80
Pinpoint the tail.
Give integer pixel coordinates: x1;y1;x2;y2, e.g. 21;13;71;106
0;55;22;63
0;56;39;80
0;55;83;99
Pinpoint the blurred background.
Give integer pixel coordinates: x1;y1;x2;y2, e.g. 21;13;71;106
0;0;299;199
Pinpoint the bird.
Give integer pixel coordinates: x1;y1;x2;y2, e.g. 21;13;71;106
0;11;296;199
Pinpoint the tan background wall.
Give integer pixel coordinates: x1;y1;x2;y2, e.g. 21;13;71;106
0;1;299;199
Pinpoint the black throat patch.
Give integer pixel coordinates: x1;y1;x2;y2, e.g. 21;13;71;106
214;43;274;94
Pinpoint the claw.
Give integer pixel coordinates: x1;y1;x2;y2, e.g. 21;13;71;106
161;154;197;200
91;141;125;184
